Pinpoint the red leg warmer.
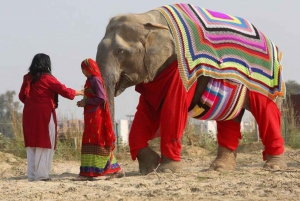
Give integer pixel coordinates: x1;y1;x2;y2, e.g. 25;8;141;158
217;120;242;151
249;91;284;160
159;72;196;161
129;62;196;161
129;96;160;160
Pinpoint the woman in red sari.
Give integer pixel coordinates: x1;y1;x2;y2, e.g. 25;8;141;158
74;58;124;181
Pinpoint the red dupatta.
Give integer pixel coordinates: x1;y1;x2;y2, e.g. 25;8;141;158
81;58;116;148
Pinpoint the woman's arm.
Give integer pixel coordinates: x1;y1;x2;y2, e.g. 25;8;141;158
85;76;106;105
47;75;79;100
77;76;106;107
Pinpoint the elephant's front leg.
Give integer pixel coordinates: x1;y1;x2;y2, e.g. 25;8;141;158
133;60;204;174
157;64;199;173
137;147;160;175
157;130;183;173
158;155;183;173
128;96;162;175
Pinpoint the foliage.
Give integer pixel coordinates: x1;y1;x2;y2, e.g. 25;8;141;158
282;113;300;149
0;132;12;151
183;121;217;152
0;91;25;158
285;80;300;95
0;131;26;158
240;131;258;144
281;90;300;149
54;139;81;161
197;133;217;152
284;128;300;149
0;91;23;138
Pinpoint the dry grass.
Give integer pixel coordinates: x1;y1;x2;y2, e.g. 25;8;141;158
282;97;300;149
3;98;300;162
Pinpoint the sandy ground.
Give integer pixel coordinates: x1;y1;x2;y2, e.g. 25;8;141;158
0;143;300;201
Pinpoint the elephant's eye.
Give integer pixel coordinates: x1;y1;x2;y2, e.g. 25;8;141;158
116;48;126;61
117;48;123;54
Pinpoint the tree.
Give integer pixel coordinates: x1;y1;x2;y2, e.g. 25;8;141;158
285;80;300;95
0;91;22;137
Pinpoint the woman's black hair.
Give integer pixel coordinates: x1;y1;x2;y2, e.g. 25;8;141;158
28;53;52;83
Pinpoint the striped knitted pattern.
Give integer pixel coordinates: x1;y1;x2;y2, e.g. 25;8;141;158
188;79;247;120
157;4;285;100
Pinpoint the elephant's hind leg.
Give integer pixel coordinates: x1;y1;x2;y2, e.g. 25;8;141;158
209;146;237;172
137;147;160;175
209;111;245;171
263;154;287;170
248;91;286;170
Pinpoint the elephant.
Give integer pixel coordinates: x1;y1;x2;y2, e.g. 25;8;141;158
96;3;287;174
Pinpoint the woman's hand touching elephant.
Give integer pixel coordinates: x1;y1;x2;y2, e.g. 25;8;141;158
75;90;84;96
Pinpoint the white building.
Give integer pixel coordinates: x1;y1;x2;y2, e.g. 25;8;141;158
116;119;129;144
188;112;256;140
116;113;256;144
189;118;217;139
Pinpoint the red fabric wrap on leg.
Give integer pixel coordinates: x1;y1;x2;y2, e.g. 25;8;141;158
129;96;160;160
129;61;196;161
249;91;284;160
217;120;241;151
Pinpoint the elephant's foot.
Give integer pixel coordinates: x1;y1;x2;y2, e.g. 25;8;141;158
263;154;287;170
137;147;160;175
209;146;237;172
157;155;182;173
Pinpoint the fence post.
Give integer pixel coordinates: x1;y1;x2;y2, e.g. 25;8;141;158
72;137;77;150
115;122;119;153
284;116;288;145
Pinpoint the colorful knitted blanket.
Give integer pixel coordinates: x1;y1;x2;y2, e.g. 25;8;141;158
157;4;285;100
188;78;247;120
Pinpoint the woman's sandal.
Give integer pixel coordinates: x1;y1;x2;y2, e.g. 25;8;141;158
105;169;125;180
73;176;94;181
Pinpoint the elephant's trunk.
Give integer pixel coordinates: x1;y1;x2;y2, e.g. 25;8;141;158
96;40;120;129
103;72;116;127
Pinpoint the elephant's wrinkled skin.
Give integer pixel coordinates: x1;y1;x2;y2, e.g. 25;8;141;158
96;10;287;174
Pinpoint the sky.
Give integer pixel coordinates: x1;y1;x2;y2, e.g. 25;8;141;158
1;0;299;121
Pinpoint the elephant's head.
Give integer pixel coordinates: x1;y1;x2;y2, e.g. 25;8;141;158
96;10;176;120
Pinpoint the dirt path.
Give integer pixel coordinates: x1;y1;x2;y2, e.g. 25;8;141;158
0;144;300;201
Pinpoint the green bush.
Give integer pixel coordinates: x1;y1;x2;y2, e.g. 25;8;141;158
240;131;258;144
182;121;217;152
284;128;300;149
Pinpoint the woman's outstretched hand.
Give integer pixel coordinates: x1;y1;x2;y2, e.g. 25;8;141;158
75;90;84;96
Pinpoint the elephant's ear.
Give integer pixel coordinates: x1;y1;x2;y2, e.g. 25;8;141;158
144;22;169;30
143;24;175;82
